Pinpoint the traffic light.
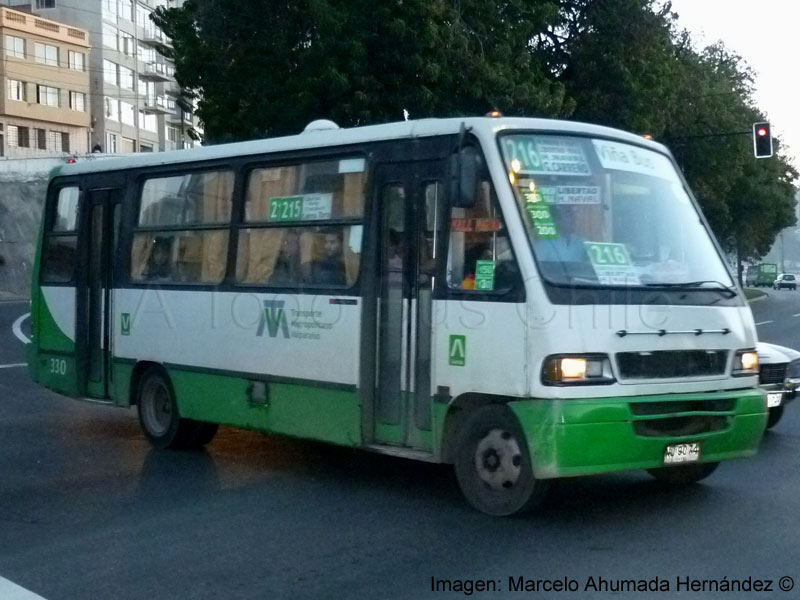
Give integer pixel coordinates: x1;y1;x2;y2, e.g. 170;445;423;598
753;122;773;158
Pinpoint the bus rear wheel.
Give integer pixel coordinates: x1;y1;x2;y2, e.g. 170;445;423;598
136;367;217;450
647;461;719;485
454;404;549;516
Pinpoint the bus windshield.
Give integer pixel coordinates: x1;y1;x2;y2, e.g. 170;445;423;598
499;133;733;289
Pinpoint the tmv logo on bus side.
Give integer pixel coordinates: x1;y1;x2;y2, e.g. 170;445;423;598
257;300;290;338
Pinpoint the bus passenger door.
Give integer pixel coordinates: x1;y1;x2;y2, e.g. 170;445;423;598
372;163;444;451
80;189;120;399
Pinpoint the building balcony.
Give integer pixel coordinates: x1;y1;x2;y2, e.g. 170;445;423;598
143;95;171;114
166;111;193;125
139;62;172;82
140;32;170;49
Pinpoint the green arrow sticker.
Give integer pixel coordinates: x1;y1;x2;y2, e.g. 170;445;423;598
449;335;466;367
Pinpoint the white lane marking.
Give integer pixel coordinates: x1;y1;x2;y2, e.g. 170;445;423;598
0;576;47;600
793;313;800;317
0;363;26;370
755;320;774;326
12;313;31;345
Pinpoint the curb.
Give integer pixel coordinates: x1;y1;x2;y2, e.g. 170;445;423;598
747;293;769;304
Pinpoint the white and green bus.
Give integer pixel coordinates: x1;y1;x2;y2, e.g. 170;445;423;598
28;116;766;515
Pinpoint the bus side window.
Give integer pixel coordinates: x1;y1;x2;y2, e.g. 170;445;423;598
446;179;518;292
41;186;80;283
130;170;233;284
235;157;366;288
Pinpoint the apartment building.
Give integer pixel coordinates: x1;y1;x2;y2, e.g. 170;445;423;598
0;6;90;157
3;0;200;153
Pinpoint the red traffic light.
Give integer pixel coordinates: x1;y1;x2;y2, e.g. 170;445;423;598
753;122;772;158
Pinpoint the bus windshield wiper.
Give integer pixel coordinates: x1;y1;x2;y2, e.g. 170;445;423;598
644;280;738;298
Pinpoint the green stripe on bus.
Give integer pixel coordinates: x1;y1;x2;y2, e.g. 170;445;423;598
168;368;362;447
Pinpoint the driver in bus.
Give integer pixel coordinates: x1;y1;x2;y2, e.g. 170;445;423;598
534;203;588;263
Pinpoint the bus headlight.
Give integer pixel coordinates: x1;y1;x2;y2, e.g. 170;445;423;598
732;350;759;376
542;354;615;386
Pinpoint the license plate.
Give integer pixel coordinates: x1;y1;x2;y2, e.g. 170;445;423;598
767;392;783;408
663;442;700;464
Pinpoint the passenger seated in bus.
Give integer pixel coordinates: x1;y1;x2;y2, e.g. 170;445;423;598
311;231;346;285
270;230;302;285
387;231;404;283
492;236;519;290
144;236;174;281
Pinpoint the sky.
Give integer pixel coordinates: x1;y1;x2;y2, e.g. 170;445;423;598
667;0;800;166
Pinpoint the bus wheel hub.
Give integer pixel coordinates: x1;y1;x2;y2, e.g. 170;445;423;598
475;428;522;491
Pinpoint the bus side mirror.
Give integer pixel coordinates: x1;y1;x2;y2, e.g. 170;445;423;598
448;146;482;208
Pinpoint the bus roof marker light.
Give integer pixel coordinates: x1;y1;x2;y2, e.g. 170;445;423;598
486;110;502;118
303;119;340;133
510;158;522;173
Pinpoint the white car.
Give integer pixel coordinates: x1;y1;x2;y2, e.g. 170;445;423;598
773;273;797;290
757;342;800;428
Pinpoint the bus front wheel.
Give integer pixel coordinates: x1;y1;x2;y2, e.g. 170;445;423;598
766;406;784;429
647;461;719;485
454;404;549;516
136;367;217;450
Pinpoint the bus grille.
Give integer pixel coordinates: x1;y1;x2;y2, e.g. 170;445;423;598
616;350;728;379
633;416;729;437
759;363;787;385
630;398;736;416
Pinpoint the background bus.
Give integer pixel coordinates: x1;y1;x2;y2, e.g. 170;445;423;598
28;117;766;515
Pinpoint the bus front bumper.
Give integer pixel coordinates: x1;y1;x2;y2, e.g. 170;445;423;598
509;389;767;479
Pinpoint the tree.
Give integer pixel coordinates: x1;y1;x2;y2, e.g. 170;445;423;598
152;0;572;142
552;0;682;135
155;0;796;269
662;42;797;272
550;0;797;271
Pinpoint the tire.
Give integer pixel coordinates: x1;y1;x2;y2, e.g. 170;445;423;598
191;422;219;446
766;406;784;429
647;461;719;485
136;367;215;450
454;404;549;516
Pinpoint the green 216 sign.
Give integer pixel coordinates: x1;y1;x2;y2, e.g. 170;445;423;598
584;242;632;267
